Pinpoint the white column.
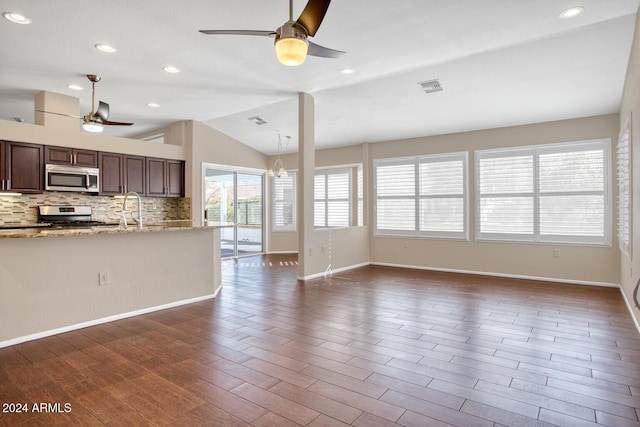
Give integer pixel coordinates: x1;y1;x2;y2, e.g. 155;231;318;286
297;93;315;279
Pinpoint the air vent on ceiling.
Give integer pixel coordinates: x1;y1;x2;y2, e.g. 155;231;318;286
248;116;268;126
418;79;442;94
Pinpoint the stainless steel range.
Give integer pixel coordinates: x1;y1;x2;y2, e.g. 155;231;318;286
38;205;109;228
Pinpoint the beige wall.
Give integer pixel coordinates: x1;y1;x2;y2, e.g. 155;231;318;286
619;9;640;326
1;74;633;315
268;144;366;254
269;114;619;285
187;121;269;226
369;114;620;285
0;116;185;161
0;228;220;346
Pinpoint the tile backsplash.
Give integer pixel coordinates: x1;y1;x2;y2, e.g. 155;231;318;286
0;192;191;225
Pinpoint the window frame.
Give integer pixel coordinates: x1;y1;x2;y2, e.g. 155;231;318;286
617;117;632;256
374;152;469;240
271;171;297;232
475;139;611;246
314;167;352;228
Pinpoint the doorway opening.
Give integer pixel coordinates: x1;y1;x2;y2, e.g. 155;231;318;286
203;165;264;258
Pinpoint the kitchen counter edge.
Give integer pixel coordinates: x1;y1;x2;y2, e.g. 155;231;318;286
0;223;233;239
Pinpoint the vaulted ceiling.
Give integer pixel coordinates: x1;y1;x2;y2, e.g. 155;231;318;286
0;0;637;155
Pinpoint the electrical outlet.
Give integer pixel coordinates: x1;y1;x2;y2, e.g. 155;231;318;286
308;247;313;256
403;240;409;249
553;249;560;258
99;271;109;286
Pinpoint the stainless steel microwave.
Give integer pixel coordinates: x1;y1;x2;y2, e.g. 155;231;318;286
45;164;100;193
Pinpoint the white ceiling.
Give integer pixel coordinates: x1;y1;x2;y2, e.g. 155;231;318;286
0;0;637;155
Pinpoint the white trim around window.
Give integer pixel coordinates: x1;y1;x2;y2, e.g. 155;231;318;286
271;172;296;232
475;139;611;246
374;152;468;240
618;116;632;256
314;168;352;228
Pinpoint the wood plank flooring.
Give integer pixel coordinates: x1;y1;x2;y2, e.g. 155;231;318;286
1;254;640;426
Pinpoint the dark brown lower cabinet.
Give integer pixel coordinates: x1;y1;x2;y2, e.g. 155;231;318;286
1;141;44;193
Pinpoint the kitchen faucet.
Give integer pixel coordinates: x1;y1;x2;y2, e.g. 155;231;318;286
121;191;143;230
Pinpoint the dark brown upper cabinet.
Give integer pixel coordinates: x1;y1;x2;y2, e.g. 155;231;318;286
1;141;44;193
146;157;184;198
45;146;98;168
98;152;146;196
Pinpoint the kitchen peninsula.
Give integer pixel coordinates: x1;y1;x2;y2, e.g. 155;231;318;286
0;223;223;346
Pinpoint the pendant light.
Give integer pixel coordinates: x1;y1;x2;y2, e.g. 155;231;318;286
270;133;289;178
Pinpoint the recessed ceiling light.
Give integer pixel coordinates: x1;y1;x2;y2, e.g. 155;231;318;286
163;66;180;74
67;84;83;91
559;6;584;19
340;68;356;75
2;12;31;24
95;44;116;53
147;103;160;108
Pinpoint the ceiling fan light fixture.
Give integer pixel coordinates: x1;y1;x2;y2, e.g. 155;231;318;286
275;23;309;66
275;37;308;66
83;122;104;133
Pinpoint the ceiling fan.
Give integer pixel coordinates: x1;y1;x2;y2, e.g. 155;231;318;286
38;74;133;133
199;0;345;66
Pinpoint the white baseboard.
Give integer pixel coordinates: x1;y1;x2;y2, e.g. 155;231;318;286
0;289;221;349
370;262;620;288
267;251;298;255
298;261;370;281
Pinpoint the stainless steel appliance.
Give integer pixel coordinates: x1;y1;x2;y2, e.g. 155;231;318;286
45;164;100;193
38;205;108;228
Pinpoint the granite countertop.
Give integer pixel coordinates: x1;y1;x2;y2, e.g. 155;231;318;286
0;221;234;239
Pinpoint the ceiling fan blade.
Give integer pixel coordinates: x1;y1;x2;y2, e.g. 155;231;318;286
101;120;134;126
307;41;345;58
36;109;83;119
95;101;109;122
93;101;132;126
199;30;275;37
296;0;331;37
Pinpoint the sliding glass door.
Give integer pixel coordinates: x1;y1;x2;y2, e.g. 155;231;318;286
203;166;264;258
236;173;263;256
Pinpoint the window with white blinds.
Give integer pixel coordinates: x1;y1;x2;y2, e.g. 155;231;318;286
272;172;296;231
374;152;468;239
476;139;611;245
617;121;631;255
314;168;351;227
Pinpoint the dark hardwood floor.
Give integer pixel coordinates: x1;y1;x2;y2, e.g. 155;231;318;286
1;254;640;426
